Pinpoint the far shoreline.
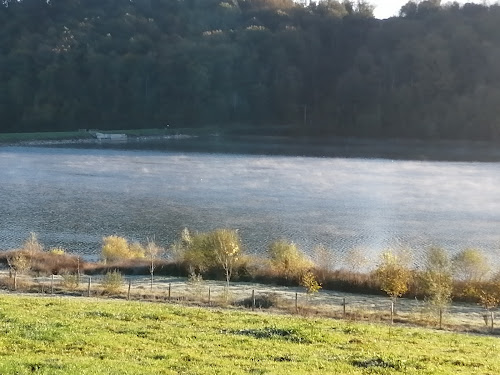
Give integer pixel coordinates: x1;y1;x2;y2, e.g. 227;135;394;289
3;133;197;148
0;128;210;147
3;129;500;162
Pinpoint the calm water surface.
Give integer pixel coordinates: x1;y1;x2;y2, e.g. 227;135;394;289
1;137;499;264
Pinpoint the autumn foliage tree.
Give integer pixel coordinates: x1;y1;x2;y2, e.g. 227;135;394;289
101;235;145;263
300;271;322;294
478;272;500;331
205;229;242;287
180;228;243;287
267;239;313;281
374;251;411;318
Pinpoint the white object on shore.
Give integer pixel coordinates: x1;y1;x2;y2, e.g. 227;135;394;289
95;132;127;141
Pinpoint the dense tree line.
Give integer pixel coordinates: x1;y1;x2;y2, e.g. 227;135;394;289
2;0;500;141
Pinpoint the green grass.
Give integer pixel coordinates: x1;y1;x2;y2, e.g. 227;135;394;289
0;294;497;374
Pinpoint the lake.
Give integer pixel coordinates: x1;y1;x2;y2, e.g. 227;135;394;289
1;136;499;266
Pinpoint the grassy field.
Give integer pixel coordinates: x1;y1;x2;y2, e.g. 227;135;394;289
0;294;498;374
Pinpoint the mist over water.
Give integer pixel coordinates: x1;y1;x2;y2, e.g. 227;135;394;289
1;138;499;265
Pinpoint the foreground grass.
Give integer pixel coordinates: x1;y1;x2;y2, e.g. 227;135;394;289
0;294;498;374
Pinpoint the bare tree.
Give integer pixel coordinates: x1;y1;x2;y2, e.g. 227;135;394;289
145;238;163;290
343;247;369;273
422;247;453;329
6;252;30;275
7;232;44;277
23;232;43;256
209;229;242;288
313;244;334;282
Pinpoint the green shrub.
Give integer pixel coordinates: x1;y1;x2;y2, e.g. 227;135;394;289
180;230;209;272
101;271;123;294
238;293;280;309
61;274;79;290
267;239;312;280
188;266;204;300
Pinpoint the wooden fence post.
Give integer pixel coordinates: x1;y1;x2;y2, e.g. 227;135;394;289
208;287;211;305
13;271;17;291
342;297;346;318
127;279;131;301
51;274;54;295
87;276;92;297
390;300;394;325
295;292;298;313
168;283;171;301
77;258;80;285
252;289;255;311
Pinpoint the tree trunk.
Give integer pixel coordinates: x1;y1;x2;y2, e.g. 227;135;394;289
390;300;395;324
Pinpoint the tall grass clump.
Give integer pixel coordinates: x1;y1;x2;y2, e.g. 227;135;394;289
3;233;81;276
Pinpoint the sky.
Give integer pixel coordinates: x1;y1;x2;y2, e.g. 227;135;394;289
372;0;492;19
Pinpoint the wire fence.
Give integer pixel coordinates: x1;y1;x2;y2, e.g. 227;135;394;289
1;271;497;333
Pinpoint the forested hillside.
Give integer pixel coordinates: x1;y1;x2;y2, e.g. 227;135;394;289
2;0;500;141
